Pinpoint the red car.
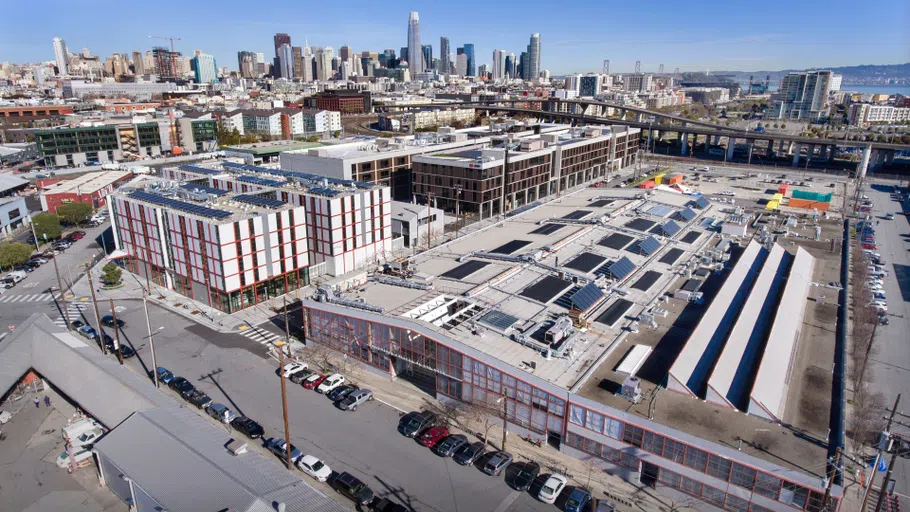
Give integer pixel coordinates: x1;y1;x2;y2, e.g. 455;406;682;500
861;243;877;250
68;231;86;240
302;373;327;390
417;426;450;448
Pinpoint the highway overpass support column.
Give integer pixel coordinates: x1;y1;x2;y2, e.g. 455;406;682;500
635;112;643;123
885;150;895;165
681;132;689;156
827;144;836;162
726;137;735;160
778;140;787;154
792;144;801;167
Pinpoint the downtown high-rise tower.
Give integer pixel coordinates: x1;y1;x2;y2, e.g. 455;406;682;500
407;11;424;78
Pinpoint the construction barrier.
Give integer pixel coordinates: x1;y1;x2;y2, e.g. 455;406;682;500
667;174;684;185
792;189;832;202
778;183;789;195
788;198;830;210
639;180;656;189
766;200;779;210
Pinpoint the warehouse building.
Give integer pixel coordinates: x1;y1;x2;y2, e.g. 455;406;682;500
40;170;133;214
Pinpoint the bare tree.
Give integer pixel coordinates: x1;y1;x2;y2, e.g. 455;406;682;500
462;398;500;447
420;397;466;429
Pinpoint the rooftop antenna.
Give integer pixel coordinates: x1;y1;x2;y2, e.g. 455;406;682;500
635;60;641;73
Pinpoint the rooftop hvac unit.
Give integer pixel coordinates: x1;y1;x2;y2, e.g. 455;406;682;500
621;376;642;403
544;316;573;345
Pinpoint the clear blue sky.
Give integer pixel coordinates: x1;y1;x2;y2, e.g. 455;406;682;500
3;0;908;74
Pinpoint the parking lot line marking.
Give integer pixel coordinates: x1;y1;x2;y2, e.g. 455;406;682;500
492;490;522;512
374;397;407;414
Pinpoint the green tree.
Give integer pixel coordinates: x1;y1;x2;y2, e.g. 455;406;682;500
31;213;62;241
57;202;93;225
780;123;786;129
305;135;321;142
101;263;122;285
0;242;33;270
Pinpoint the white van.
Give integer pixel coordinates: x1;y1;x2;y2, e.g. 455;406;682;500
63;418;103;446
4;271;26;284
56;446;94;468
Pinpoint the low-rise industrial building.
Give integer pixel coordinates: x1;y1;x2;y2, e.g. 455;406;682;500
391;200;445;248
377;107;476;132
40;170;132;214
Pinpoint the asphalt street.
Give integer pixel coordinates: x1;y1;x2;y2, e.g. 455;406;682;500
38;295;561;512
864;182;910;497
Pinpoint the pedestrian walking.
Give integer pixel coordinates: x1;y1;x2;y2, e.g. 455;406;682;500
33;397;39;408
44;396;50;407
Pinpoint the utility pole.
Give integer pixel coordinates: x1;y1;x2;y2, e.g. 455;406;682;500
873;447;901;512
108;298;123;364
52;256;71;330
501;393;508;453
86;266;107;355
277;296;293;470
426;192;432;252
144;292;159;388
454;184;463;239
860;394;901;512
821;448;841;509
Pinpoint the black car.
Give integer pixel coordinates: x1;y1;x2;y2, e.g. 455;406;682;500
168;377;194;394
510;461;540;491
398;411;437;438
180;385;200;401
327;384;359;401
371;497;408;512
453;441;485;466
70;320;85;330
333;472;374;506
435;434;469;457
101;315;125;328
111;343;136;358
289;368;314;384
186;390;213;409
231;416;265;439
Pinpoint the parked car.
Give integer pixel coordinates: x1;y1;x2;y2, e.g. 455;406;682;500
281;362;309;378
371;498;408;512
482;451;513;476
538;474;568;503
418;426;450;448
511;461;540;492
231;416;264;439
327;384;359;402
153;367;175;384
168;377;194;395
453;441;485;466
289;368;315;384
206;403;236;424
333;472;374;506
565;488;592;512
302;373;328;390
77;325;98;340
68;231;86;240
435;434;468;457
316;373;345;394
108;342;136;359
186;390;213;409
4;271;27;283
398;411;437;438
338;389;373;411
28;257;48;265
297;454;332;482
267;438;302;463
70;320;85;330
13;264;35;273
101;315;125;328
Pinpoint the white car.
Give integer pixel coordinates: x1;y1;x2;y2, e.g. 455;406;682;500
538;474;568;504
282;362;309;378
316;373;345;394
297;454;332;482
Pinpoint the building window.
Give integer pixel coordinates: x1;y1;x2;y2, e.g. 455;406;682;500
622;425;644;448
729;463;756;490
706;454;732;481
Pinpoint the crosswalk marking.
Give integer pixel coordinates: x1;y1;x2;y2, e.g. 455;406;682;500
237;325;282;345
53;303;91;327
0;293;60;303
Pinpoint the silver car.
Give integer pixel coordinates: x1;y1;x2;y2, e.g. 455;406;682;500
338;389;373;411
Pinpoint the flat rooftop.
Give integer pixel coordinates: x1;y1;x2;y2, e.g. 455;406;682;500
43;170;132;195
224;140;325;155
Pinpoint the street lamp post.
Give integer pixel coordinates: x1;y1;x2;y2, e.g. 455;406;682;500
275;338;293;470
454;185;463;239
497;394;508;452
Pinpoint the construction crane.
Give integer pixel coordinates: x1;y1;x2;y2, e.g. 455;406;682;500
148;35;182;154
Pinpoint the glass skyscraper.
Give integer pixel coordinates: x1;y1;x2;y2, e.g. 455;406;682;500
463;43;475;77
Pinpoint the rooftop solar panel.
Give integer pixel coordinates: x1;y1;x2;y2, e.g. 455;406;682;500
564;252;607;273
625;218;657;232
599;233;635;250
652;220;682;237
236;175;285;187
676;208;697;222
478;310;520;332
659;248;685;265
530;223;564;236
693;197;710;209
128;191;232;220
680;231;702;244
309;187;341;197
633;236;662;256
632;271;661;291
570;282;605;312
234;194;287;209
608;257;636;280
440;260;490;280
179;183;228;196
596;299;634;327
562;210;592;220
520;275;573;303
490;240;531;254
589;199;614;207
648;205;675;218
178;164;224;176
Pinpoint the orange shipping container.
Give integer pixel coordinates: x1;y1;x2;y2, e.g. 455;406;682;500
778;184;789;194
667;175;684;184
788;198;830;211
639;180;656;189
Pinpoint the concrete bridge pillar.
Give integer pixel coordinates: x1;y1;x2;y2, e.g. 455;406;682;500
778;140;787;154
885;150;895;165
635;112;643;123
726;137;736;160
619;109;626;120
681;133;689;156
792;144;801;167
827;144;836;162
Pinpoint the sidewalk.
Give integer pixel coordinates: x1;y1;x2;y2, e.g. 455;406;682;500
287;344;681;512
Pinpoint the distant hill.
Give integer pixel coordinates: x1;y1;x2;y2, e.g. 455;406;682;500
713;63;910;85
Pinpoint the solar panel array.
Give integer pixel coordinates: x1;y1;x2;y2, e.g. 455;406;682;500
562;210;592;220
625;218;657;232
129;190;232;220
478;310;521;332
648;205;675;218
520;275;573;303
599;233;635;250
178;164;225;176
530;224;564;236
680;231;702;244
236;175;285;187
441;260;489;280
570;282;604;312
634;236;662;256
565;252;607;273
179;183;228;196
654;220;682;236
221;162;373;189
234;194;287;209
491;240;531;254
692;197;710;209
608;257;636;280
596;299;634;327
589;199;614;207
660;248;685;265
632;271;661;291
676;208;697;222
